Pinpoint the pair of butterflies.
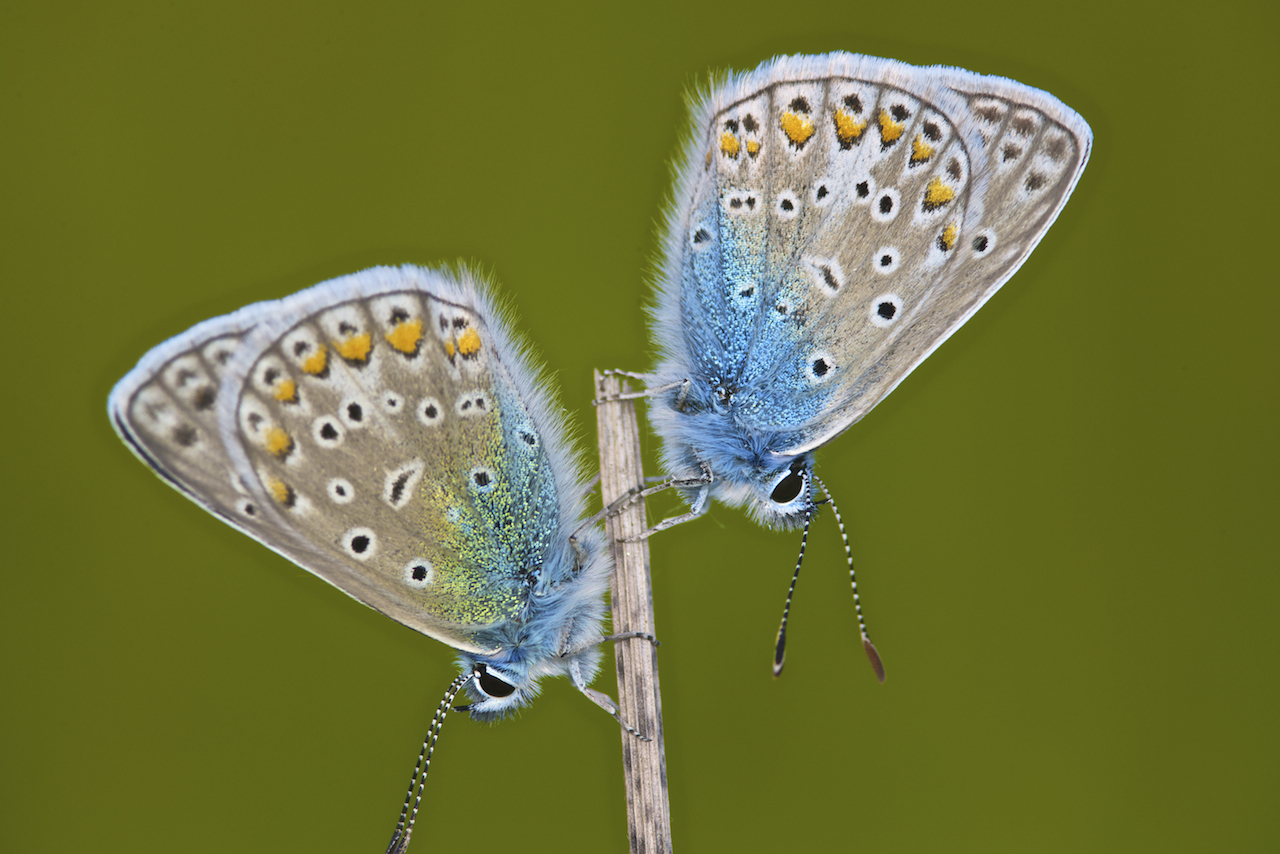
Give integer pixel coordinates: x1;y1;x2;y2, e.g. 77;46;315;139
108;52;1090;851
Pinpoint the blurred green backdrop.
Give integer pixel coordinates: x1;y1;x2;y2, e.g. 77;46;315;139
3;1;1275;852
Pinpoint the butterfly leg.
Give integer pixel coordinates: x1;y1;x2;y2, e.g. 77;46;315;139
568;530;593;574
601;630;660;647
592;373;688;404
584;466;712;542
567;657;650;741
600;368;652;381
625;481;709;540
609;463;712;541
572;462;708;543
560;631;660;654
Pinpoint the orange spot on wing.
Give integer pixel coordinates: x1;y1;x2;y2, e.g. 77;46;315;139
780;112;815;146
265;426;293;457
911;134;935;163
834;109;866;143
924;177;956;208
302;347;327;375
719;132;740;158
878;110;905;143
273;378;297;402
458;327;481;357
940;222;958;250
268;477;293;505
385;319;423;353
334;332;372;362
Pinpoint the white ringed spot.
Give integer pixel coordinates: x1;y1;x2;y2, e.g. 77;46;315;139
327;478;355;505
384;460;425;509
338;397;370;428
805;351;836;385
775;190;800;219
312;416;344;448
341;527;377;560
417;396;444;427
873;246;901;275
970;227;997;257
870;187;901;223
869;293;904;327
403;559;434;589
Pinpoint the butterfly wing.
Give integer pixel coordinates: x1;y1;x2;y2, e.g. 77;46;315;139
110;267;574;655
109;307;317;566
655;53;1090;455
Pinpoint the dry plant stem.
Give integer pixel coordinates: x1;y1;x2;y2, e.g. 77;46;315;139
594;370;673;854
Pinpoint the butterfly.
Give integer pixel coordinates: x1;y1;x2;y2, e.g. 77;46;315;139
638;52;1091;677
108;265;634;852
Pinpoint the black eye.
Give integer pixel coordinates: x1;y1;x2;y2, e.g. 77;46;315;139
476;664;516;698
770;461;807;504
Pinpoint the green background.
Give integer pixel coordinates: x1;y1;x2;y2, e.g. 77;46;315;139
4;1;1275;851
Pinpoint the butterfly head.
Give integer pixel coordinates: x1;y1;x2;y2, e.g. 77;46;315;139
452;660;539;721
714;454;816;530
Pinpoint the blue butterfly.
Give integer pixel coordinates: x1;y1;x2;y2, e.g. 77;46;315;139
108;266;638;852
637;52;1091;676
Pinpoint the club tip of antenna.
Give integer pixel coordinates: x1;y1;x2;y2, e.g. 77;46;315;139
863;637;885;683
